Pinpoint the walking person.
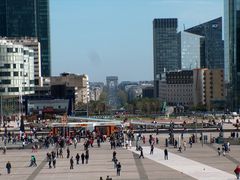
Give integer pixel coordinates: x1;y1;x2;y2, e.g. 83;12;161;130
116;162;121;176
76;153;80;165
6;161;11;174
32;155;37;167
59;148;63;158
85;152;89;164
48;155;52;168
67;147;70;158
234;165;240;179
70;156;74;169
164;148;168;160
52;156;56;168
112;151;117;162
139;146;144;159
217;147;221;156
150;144;154;155
81;153;85;164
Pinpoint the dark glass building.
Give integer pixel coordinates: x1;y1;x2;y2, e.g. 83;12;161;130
0;0;51;77
185;17;224;69
153;18;179;97
224;0;240;111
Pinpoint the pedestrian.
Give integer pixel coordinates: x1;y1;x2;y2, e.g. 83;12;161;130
150;144;154;154
142;135;145;144
52;156;56;168
116;162;121;176
113;158;118;169
227;141;230;152
222;145;226;156
67;147;70;158
235;165;240;179
85;152;89;164
76;153;80;165
6;161;11;174
164;148;168;160
217;147;221;156
3;146;6;154
189;139;193;148
97;137;101;147
48;156;52;168
112;151;117;161
156;137;159;144
165;138;168;147
32;155;37;167
74;138;77;149
70;156;74;169
81;153;85;164
59;148;63;158
139;146;144;159
178;146;182;153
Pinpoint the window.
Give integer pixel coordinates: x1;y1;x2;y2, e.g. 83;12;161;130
1;80;11;84
20;64;24;68
0;88;5;92
24;50;29;55
13;64;16;68
8;87;19;92
30;80;35;84
7;48;13;53
0;72;10;76
13;72;18;76
4;64;10;68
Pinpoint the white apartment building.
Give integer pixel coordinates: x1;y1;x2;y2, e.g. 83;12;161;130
0;37;42;86
0;40;35;96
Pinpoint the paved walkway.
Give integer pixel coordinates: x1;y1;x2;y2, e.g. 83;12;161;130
128;146;236;180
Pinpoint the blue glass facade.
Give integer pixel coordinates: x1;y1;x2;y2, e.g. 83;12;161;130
185;17;224;69
0;0;51;77
225;0;240;111
153;18;179;97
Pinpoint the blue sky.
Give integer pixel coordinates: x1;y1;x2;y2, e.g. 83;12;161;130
50;0;223;82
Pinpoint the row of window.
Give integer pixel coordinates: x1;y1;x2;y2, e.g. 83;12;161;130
0;79;34;85
0;63;24;69
0;71;32;77
4;48;34;56
0;87;34;93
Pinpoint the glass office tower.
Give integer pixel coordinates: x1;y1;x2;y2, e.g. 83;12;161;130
0;0;51;77
153;18;179;97
225;0;240;111
185;17;224;69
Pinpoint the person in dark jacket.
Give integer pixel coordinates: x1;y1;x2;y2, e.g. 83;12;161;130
76;153;80;164
116;162;121;176
164;149;168;160
6;161;11;174
70;157;74;169
81;153;85;164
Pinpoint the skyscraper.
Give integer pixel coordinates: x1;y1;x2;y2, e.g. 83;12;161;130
178;31;204;70
0;0;51;77
153;18;179;97
224;0;240;111
185;17;224;69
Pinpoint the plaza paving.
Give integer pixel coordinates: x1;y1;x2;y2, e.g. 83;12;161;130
0;134;239;180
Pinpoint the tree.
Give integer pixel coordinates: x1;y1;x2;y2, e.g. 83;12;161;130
117;90;128;107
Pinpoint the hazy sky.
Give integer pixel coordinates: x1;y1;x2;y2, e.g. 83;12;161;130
50;0;223;82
